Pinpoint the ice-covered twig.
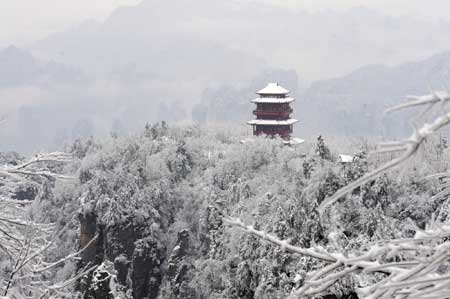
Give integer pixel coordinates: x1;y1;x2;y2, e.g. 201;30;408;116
32;235;98;274
225;214;450;298
319;101;450;216
38;264;98;299
385;92;450;114
0;151;76;297
224;216;335;262
15;152;73;170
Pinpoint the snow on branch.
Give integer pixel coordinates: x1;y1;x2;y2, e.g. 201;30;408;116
32;234;98;274
224;91;450;298
1;152;75;182
226;214;450;298
0;151;78;298
318;93;450;215
385;92;450;113
224;216;336;262
15;152;73;170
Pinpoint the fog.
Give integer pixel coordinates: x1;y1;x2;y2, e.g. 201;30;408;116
2;0;450;152
3;0;450;47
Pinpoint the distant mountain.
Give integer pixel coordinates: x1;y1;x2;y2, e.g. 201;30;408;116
298;50;450;139
31;1;450;81
194;50;450;140
0;46;38;87
31;2;267;84
0;45;84;87
5;1;450;151
192;68;304;125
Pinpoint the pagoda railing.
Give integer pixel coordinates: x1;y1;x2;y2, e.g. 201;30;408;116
253;109;293;117
255;130;291;139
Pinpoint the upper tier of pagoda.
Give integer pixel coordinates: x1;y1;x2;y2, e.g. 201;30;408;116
252;82;296;104
257;82;289;96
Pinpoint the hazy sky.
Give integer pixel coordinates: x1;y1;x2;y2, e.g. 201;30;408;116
272;0;450;18
0;0;141;47
0;0;450;47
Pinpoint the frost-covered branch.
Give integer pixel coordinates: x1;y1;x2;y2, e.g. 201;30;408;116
37;264;98;299
385;92;450;113
224;216;335;262
32;234;98;274
319;93;450;215
0;151;81;298
226;215;450;298
225;91;450;298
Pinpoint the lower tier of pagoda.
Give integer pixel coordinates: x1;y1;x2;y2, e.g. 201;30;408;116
248;118;298;139
253;109;293;119
247;119;298;126
252;125;292;139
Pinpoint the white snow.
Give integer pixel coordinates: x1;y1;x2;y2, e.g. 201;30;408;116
283;138;305;145
256;82;290;95
240;138;255;144
339;154;354;163
251;97;295;104
247;119;298;125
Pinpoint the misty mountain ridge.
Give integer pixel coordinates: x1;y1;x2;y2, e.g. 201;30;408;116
197;48;450;140
0;45;85;87
300;50;450;138
4;45;450;152
31;0;450;80
3;1;450;152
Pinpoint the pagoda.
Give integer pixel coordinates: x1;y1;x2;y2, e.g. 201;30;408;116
247;82;298;140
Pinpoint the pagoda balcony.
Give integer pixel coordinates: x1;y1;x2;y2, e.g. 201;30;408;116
255;130;291;139
253;109;293;118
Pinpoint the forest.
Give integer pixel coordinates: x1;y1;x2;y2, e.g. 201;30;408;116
2;90;450;298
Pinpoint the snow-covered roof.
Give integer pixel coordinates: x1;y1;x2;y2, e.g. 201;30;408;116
283;138;305;145
251;97;295;104
257;83;290;95
247;119;298;126
339;154;354;163
240;138;255;144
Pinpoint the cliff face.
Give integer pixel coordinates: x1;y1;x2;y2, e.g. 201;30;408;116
78;207;166;299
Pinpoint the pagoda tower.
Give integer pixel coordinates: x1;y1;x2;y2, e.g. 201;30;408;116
247;82;298;140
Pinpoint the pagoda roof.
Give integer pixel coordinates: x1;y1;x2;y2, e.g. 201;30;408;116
251;97;295;104
247;119;298;126
257;83;290;95
339;154;354;163
283;138;305;145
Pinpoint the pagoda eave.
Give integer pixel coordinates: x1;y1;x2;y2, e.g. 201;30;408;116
247;119;298;126
251;97;295;104
257;83;290;95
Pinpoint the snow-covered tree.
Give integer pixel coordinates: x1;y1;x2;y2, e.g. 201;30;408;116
0;152;97;298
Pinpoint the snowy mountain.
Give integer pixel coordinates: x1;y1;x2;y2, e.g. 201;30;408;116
298;50;450;138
